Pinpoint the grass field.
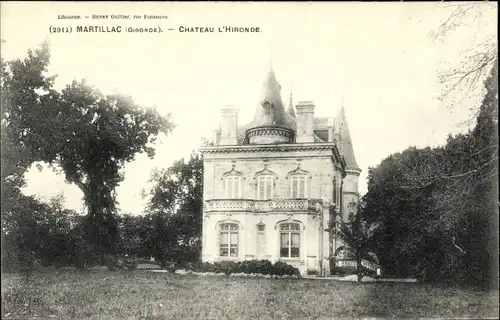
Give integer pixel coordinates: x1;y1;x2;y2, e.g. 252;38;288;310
2;269;498;319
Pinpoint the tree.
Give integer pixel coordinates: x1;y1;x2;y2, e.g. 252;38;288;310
147;149;203;238
1;193;77;272
363;61;497;286
143;147;204;264
1;41;55;217
117;213;155;258
329;203;379;282
1;41;60;271
1;41;175;255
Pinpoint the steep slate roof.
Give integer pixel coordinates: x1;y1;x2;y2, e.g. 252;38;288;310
335;106;360;171
313;117;330;130
251;69;295;131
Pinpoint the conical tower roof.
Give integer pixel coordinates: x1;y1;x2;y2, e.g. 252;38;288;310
245;68;295;144
335;106;360;171
251;68;295;130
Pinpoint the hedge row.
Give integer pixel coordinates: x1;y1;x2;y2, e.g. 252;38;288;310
174;270;301;279
180;260;301;277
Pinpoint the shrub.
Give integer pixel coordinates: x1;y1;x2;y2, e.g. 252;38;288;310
273;261;301;276
189;260;300;277
307;269;320;276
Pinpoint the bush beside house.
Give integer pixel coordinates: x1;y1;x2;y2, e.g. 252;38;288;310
168;260;301;277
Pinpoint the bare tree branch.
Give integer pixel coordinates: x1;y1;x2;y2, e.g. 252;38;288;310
431;1;497;116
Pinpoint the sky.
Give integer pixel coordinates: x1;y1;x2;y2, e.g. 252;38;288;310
1;2;497;215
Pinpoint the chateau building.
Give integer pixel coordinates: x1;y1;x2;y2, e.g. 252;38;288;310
199;68;361;276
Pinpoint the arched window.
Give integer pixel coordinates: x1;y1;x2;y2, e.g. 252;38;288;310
279;223;300;258
219;223;239;258
290;175;307;198
257;175;273;200
225;175;241;199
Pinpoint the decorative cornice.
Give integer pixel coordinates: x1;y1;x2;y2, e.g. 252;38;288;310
201;142;338;154
346;168;362;176
246;126;295;145
246;126;294;139
201;142;346;174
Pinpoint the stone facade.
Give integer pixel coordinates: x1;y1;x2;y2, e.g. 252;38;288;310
199;68;361;276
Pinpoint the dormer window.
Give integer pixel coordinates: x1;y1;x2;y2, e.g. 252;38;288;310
262;100;273;115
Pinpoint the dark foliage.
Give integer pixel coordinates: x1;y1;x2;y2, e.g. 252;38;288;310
363;58;498;288
186;260;301;277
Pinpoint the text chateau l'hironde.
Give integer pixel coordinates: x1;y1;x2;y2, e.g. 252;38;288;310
179;26;260;33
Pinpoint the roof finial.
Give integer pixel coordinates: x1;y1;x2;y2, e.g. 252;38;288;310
286;81;296;118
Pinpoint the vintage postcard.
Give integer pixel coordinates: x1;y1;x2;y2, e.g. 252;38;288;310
1;1;498;319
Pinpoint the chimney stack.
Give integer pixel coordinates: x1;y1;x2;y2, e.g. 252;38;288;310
296;101;315;143
327;117;334;142
219;107;239;145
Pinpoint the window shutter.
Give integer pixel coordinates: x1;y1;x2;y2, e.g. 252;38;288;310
292;178;298;198
299;177;306;198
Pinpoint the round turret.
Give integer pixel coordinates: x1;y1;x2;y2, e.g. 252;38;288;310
245;69;295;145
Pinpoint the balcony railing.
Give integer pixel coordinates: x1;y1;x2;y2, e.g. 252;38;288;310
204;198;322;214
336;259;379;271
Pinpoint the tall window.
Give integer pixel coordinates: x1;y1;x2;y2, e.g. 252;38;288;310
280;223;300;258
257;175;273;200
290;175;307;198
225;176;241;199
219;223;239;258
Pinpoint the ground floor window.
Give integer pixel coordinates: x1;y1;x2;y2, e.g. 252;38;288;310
280;223;300;258
219;223;239;257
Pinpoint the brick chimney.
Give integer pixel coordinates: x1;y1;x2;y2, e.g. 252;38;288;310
296;101;315;143
219;107;238;145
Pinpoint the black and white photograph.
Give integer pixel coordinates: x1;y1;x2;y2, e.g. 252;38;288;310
1;1;498;319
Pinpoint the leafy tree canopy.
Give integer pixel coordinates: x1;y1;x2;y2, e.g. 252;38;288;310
1;41;175;253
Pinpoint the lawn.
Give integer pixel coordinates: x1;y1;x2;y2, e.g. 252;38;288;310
2;269;498;319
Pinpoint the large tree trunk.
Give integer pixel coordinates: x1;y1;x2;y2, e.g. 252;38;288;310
77;179;119;258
